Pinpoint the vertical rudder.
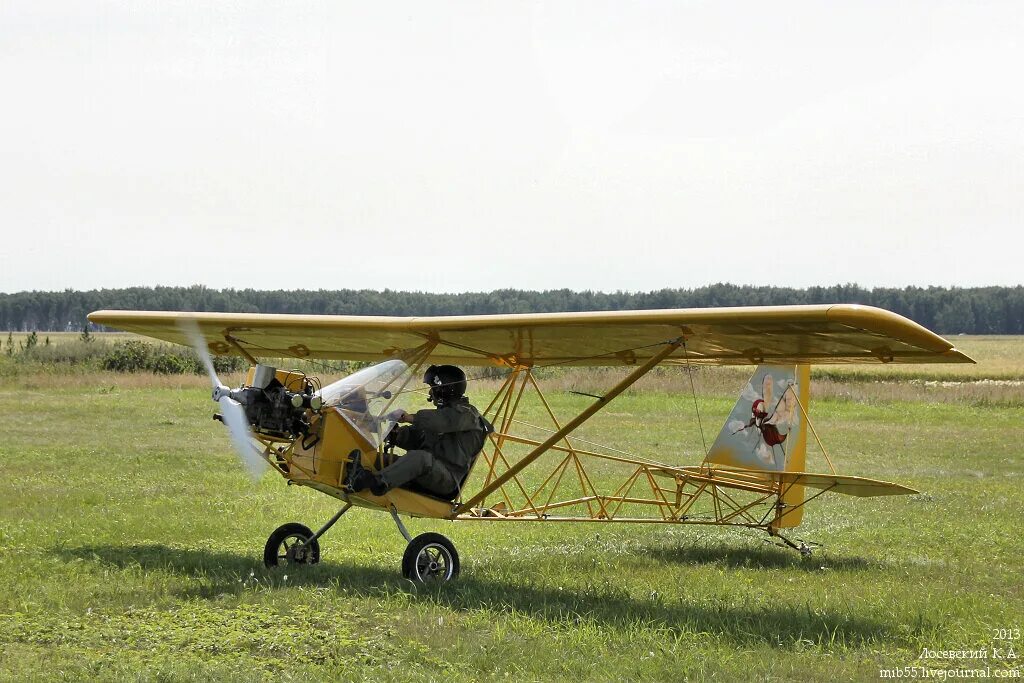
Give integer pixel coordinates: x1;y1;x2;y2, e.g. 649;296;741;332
772;364;810;530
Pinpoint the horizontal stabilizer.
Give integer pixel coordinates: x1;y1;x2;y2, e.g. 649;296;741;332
721;468;918;497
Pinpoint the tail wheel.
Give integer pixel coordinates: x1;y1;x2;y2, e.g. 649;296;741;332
401;532;459;583
264;522;320;568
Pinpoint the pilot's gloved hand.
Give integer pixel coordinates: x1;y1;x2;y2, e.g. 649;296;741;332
387;409;413;423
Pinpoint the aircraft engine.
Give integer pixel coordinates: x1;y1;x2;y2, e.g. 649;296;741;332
220;364;323;439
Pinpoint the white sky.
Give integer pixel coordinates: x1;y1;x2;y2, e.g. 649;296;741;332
1;1;1022;294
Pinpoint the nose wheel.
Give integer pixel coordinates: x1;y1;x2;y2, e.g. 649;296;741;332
402;532;460;583
263;522;321;567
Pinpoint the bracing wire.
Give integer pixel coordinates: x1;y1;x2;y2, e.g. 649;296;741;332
682;340;709;459
504;417;654;464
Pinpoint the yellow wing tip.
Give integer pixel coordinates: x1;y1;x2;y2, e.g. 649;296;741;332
944;348;977;364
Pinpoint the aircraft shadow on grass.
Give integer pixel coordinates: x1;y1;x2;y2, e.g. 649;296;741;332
645;543;878;571
54;543;897;647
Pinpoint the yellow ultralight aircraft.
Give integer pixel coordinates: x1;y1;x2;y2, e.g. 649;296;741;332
88;305;972;583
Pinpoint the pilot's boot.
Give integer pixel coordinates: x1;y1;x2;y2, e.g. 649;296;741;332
344;450;388;496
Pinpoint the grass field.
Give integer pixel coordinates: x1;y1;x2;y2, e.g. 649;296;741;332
0;338;1022;681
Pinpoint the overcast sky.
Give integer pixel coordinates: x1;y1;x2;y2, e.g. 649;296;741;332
1;1;1021;294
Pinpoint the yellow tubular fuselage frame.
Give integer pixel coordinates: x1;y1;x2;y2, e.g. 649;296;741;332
439;340;798;533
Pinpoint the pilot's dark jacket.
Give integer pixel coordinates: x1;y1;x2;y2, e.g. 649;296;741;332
379;397;492;499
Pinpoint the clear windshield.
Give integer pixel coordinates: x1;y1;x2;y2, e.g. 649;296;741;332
316;359;420;447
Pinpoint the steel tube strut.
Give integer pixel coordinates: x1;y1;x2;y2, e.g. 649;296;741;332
307;503;353;544
390;507;412;542
224;334;259;365
456;338;682;514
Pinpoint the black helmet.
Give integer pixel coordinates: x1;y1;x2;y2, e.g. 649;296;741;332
424;364;467;405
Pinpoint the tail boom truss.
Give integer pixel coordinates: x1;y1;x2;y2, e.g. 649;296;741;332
451;361;914;534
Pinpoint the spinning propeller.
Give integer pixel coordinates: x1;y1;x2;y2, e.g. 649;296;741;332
180;321;269;481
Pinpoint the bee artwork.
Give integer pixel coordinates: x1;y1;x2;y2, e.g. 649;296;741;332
706;365;805;471
732;372;800;467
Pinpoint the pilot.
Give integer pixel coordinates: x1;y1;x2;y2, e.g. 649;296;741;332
345;364;492;500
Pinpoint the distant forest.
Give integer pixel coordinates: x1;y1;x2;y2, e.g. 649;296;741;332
1;284;1022;334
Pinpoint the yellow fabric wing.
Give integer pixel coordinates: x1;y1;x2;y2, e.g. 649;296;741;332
88;304;974;367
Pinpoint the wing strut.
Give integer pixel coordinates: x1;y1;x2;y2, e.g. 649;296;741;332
224;334;258;365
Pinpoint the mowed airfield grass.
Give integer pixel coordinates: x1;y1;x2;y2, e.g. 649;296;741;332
0;336;1022;681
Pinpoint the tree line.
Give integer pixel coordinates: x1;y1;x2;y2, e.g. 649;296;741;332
1;284;1021;334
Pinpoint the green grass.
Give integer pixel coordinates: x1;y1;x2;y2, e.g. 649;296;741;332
1;363;1022;681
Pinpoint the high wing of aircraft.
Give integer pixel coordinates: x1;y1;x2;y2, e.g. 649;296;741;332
89;304;972;582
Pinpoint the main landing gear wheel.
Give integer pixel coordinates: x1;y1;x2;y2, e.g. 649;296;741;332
401;533;459;583
264;522;320;568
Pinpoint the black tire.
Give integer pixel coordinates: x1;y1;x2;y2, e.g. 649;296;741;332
263;522;320;568
401;532;459;583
